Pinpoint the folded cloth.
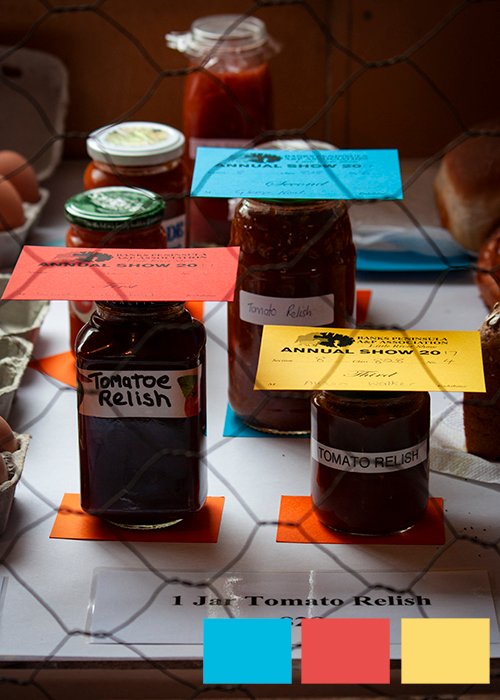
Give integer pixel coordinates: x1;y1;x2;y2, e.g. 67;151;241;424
431;402;500;484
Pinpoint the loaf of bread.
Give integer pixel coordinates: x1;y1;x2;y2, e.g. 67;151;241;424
463;304;500;460
477;226;500;310
434;127;500;252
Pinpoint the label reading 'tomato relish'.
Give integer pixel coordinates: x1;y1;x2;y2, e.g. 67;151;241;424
311;438;428;473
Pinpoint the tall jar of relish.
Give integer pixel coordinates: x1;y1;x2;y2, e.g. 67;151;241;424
228;198;356;434
76;301;207;529
311;391;430;535
65;186;166;350
84;121;187;248
167;15;279;246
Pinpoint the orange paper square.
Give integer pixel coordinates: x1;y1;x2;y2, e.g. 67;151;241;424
356;289;372;325
50;493;224;543
30;351;77;388
276;495;444;545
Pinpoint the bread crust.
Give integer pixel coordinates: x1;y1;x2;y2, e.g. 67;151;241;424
463;304;500;460
434;130;500;252
476;227;500;310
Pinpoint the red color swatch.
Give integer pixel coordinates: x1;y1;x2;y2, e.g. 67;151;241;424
301;618;390;684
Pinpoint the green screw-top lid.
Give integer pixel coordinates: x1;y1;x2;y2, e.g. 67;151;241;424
64;186;165;231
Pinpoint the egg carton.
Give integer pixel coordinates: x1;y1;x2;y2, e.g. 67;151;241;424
0;333;33;420
0;46;68;181
0;433;30;536
0;187;49;271
0;273;50;345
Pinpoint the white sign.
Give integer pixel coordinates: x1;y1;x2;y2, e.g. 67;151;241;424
87;569;499;658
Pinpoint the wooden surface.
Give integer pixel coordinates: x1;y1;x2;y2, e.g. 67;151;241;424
1;0;499;157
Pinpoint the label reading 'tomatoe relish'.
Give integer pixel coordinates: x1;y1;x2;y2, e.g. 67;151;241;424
311;438;428;473
77;368;200;418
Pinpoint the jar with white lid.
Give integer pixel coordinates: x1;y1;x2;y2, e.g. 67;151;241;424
167;15;279;246
84;121;187;248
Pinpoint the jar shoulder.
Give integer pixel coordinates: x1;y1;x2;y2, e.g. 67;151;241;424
76;315;206;363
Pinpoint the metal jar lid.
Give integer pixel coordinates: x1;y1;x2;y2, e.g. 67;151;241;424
86;122;185;167
64;187;165;231
166;14;279;61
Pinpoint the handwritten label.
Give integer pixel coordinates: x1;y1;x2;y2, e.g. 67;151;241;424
78;368;200;418
1;246;240;302
255;326;485;392
191;148;403;200
239;291;335;326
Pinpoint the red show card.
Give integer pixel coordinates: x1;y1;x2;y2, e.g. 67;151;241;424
277;495;445;545
2;246;239;302
50;493;224;543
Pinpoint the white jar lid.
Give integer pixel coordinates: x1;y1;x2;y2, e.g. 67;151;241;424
86;121;185;166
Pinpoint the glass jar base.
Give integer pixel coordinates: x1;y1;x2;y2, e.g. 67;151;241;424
321;520;420;537
243;420;310;436
108;518;183;530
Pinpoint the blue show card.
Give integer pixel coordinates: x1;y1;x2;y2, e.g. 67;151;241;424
223;405;308;438
191;148;403;200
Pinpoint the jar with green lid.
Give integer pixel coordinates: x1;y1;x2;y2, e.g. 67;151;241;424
84;121;187;248
227;197;356;434
65;186;166;350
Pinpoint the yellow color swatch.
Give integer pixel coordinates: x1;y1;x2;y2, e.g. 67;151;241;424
401;618;490;684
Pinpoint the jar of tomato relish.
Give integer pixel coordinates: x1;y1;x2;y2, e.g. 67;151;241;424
65;186;166;350
76;300;207;529
228;198;356;434
311;391;430;535
167;15;279;246
84;121;187;248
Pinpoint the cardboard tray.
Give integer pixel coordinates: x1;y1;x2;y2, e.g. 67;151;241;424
0;45;68;181
0;334;33;420
0;188;49;270
0;433;30;536
0;273;50;344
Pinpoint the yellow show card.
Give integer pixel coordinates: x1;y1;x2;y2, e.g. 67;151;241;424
255;327;485;393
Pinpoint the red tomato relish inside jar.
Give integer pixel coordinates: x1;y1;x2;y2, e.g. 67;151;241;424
228;197;356;434
167;14;279;246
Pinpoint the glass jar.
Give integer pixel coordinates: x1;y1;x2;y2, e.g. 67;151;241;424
84;121;187;248
76;301;207;529
311;391;430;535
65;186;166;350
228;198;356;434
167;15;279;246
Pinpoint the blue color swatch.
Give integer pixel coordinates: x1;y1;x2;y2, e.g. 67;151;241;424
203;618;292;685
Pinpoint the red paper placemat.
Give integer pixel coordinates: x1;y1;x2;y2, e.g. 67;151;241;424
277;495;445;545
50;493;224;543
